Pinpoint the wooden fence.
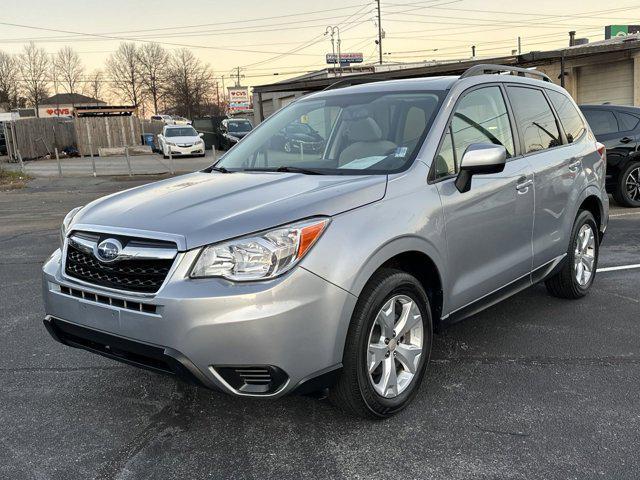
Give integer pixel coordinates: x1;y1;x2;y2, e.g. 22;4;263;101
5;117;76;160
5;116;167;160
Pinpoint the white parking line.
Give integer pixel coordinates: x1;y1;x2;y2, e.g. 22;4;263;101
597;264;640;273
610;211;640;217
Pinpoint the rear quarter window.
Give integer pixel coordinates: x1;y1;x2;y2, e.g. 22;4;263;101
547;90;586;143
617;112;640;132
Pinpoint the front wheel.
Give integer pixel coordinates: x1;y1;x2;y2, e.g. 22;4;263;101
613;161;640;207
545;210;599;299
329;269;432;419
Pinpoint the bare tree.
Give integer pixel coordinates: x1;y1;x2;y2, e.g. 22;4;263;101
0;51;19;109
83;69;104;101
18;42;50;115
53;46;84;96
106;42;143;106
138;43;168;114
165;49;214;119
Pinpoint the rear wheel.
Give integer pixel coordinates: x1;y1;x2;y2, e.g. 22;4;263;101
329;269;432;418
545;210;599;299
613;161;640;207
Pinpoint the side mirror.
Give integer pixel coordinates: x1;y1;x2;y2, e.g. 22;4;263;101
455;144;507;193
199;132;204;138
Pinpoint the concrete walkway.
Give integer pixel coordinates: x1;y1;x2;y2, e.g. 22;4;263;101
1;150;218;177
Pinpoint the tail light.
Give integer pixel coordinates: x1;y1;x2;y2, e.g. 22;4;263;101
596;142;606;158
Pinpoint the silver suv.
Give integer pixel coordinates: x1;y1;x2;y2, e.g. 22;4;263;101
43;65;609;418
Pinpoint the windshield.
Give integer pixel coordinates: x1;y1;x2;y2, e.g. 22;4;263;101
228;120;252;133
216;90;444;174
166;127;197;137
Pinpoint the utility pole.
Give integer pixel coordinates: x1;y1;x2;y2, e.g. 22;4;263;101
376;0;383;65
325;26;342;77
517;36;522;55
234;67;245;87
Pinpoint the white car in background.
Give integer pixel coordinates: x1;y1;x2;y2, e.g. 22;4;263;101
157;125;206;158
171;115;192;125
151;114;175;125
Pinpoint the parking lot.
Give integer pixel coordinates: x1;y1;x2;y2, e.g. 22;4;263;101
1;175;639;480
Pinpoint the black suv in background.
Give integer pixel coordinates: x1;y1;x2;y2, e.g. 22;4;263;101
580;104;640;207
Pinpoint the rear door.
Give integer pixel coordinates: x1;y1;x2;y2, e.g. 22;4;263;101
433;85;535;313
506;86;582;271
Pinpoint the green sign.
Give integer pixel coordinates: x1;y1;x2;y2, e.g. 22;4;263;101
605;25;640;39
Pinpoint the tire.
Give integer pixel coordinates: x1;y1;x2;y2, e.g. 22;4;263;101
545;210;599;299
329;268;433;419
612;161;640;208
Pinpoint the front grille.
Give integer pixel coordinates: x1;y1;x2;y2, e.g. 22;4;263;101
64;233;176;294
58;285;157;314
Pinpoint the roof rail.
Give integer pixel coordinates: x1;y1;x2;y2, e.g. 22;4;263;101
460;64;552;83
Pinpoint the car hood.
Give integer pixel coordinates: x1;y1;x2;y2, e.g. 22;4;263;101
165;135;200;143
72;172;387;250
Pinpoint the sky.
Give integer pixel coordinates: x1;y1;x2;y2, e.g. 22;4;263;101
2;0;640;91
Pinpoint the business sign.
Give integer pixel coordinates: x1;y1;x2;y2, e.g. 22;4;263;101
39;106;72;118
605;25;640;38
228;87;251;113
326;52;364;65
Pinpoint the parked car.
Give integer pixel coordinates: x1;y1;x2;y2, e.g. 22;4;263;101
44;65;608;418
150;114;175;125
580;104;640;207
172;115;192;125
218;118;253;150
270;122;325;153
156;125;206;158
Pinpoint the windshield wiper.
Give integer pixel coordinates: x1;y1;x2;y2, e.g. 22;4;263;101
207;165;232;173
275;166;326;175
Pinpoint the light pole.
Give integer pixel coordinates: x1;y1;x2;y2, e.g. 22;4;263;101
325;25;342;77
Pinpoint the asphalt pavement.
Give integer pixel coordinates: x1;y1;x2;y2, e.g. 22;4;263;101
1;176;639;480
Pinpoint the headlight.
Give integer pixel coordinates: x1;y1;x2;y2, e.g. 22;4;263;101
60;206;83;248
190;218;330;281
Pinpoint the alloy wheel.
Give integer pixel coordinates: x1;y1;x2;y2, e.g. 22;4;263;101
367;295;423;398
574;224;596;286
625;166;640;202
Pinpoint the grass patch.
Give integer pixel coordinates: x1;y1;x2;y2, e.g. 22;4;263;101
0;167;32;190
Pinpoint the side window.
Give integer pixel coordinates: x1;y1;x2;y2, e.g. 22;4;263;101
434;86;514;180
582;109;618;136
434;127;455;178
507;86;561;153
617;112;639;132
547;90;586;143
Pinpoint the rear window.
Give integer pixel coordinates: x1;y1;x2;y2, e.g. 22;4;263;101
507;86;561;153
582;109;618;135
547;90;586;143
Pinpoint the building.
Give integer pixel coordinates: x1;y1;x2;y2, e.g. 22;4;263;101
253;33;640;123
39;93;106;118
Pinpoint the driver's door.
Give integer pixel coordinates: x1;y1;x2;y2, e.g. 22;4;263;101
434;85;535;316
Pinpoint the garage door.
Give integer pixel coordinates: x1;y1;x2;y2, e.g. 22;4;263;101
578;61;633;105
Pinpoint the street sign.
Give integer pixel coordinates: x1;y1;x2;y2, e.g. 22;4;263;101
605;25;640;38
326;52;364;65
227;87;251;113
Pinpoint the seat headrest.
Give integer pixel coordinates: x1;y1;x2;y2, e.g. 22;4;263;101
345;117;383;142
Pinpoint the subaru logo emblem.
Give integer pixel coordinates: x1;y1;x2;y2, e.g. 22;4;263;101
95;238;123;263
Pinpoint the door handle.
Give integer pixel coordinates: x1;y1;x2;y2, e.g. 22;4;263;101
516;177;533;193
620;137;633;144
568;159;581;172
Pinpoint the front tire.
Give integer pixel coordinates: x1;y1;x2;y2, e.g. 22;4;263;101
545;210;599;299
329;269;432;419
613;161;640;208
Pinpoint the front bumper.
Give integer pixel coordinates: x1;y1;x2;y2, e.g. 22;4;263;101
167;143;205;155
42;249;356;397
